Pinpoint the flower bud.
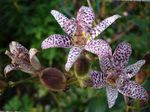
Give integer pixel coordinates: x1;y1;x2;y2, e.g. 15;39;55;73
39;67;67;91
74;55;90;77
135;71;145;84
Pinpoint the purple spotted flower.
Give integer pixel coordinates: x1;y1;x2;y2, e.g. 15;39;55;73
4;41;41;75
87;41;148;108
41;6;121;71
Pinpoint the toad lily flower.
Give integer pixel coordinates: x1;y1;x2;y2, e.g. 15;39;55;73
87;41;148;108
4;41;41;75
41;6;121;71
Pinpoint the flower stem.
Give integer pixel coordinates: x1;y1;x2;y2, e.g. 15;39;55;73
8;76;37;87
49;92;62;112
124;96;136;112
87;0;92;8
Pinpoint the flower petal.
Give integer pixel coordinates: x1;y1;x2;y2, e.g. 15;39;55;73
5;50;14;60
65;47;83;71
118;80;148;101
63;19;77;37
113;42;132;69
4;64;18;75
41;34;72;49
77;6;95;28
85;39;112;56
29;48;41;70
18;60;35;74
90;15;121;39
124;60;145;79
9;41;29;56
98;56;113;72
51;10;77;36
89;71;106;88
85;39;113;72
106;86;118;108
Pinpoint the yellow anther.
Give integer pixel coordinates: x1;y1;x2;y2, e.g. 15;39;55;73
87;35;91;41
82;31;86;37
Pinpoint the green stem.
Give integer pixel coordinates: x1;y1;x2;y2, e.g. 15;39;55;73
68;79;78;85
8;76;37;87
50;92;62;112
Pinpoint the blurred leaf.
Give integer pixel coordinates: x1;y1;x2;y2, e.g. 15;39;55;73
4;94;33;111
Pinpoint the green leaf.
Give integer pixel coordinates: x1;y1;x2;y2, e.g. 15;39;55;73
3;94;33;111
87;90;107;112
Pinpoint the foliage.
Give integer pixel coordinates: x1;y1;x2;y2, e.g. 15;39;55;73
4;94;33;111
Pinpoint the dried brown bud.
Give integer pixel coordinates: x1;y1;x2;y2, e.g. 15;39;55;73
74;55;90;77
135;71;145;84
39;67;66;91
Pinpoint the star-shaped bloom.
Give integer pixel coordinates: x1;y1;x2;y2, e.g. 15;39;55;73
4;41;41;75
87;42;148;108
41;6;121;71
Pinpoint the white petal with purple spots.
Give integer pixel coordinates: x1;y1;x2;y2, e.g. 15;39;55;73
9;41;29;57
89;71;106;88
90;15;121;39
113;42;132;69
106;86;118;108
84;39;112;57
77;6;95;28
51;10;77;36
4;64;18;75
41;34;72;49
124;60;145;78
118;80;148;101
65;47;83;71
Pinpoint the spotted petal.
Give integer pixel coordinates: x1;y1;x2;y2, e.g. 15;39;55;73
63;19;77;37
113;42;132;69
85;39;113;72
89;71;106;88
4;64;18;75
106;86;118;108
9;41;29;56
77;6;95;28
118;80;148;101
90;15;121;39
18;60;35;74
51;10;77;36
98;56;113;72
85;39;112;56
5;50;14;60
65;47;83;71
29;48;41;70
124;60;145;79
41;34;72;49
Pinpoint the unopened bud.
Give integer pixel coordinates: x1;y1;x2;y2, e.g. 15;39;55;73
40;67;67;91
135;71;145;84
74;55;90;77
